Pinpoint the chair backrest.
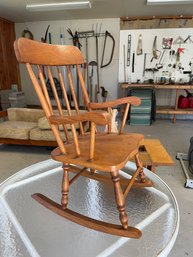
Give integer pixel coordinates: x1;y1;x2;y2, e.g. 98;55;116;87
14;38;94;155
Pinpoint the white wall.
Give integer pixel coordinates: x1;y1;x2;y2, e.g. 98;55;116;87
15;18;120;105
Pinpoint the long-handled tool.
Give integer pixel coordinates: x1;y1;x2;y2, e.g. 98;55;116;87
40;25;50;79
88;61;97;102
67;28;84;106
176;152;193;189
78;30;94;97
95;26;100;102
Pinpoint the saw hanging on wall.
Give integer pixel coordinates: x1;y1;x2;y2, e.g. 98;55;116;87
151;36;161;62
100;30;115;68
136;34;143;55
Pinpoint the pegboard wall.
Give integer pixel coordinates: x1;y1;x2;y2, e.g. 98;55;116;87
119;28;193;84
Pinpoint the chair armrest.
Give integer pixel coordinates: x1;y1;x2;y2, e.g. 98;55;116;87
89;96;141;109
49;111;111;126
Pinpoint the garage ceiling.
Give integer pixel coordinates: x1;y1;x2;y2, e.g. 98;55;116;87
1;0;193;23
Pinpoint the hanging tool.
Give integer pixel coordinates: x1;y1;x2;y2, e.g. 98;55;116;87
94;24;100;102
67;28;83;106
48;32;52;44
40;25;50;79
151;36;160;62
88;61;97;101
78;30;94;96
173;36;185;45
67;28;82;49
184;35;193;43
132;52;135;73
143;53;147;77
123;44;126;82
41;25;50;43
100;86;108;102
136;34;143;55
169;50;175;61
60;28;69;95
156;50;166;69
100;30;115;68
22;28;34;40
127;34;131;66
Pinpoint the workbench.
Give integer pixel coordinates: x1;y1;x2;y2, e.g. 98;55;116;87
137;139;174;172
120;83;193;123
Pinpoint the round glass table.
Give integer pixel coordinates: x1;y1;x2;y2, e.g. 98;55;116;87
0;160;179;257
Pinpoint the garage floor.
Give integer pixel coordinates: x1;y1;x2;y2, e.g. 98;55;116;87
0;119;193;257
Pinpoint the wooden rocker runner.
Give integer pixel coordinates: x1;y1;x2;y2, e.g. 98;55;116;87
14;38;152;239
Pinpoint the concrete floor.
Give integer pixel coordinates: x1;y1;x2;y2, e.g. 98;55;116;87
0;119;193;257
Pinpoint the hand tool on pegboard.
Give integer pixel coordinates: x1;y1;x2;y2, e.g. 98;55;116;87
123;44;126;82
132;52;135;73
151;36;161;62
156;50;166;69
136;34;143;55
143;53;147;77
127;34;131;66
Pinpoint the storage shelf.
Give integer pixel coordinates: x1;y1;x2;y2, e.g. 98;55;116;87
156;106;193;115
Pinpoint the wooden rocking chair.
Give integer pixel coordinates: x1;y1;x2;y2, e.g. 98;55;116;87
14;38;152;239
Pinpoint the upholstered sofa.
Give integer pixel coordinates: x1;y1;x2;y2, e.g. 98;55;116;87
0;108;118;147
0;108;87;147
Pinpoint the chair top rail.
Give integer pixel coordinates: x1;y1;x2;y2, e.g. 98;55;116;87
14;38;84;66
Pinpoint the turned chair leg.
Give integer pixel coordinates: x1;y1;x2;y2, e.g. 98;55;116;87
111;170;128;229
135;152;146;183
61;163;70;210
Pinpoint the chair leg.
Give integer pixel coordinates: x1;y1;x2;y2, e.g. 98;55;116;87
135;152;146;182
111;170;128;229
61;163;70;210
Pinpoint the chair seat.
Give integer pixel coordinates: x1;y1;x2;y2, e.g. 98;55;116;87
51;133;144;172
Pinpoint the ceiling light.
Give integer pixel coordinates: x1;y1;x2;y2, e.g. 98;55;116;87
26;1;91;11
147;0;193;4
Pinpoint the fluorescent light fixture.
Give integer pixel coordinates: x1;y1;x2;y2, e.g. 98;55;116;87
26;1;91;11
147;0;193;4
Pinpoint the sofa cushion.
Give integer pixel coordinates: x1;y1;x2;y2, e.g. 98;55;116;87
0;121;37;140
30;127;69;141
7;108;44;122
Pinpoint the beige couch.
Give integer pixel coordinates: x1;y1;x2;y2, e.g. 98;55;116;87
0;108;89;147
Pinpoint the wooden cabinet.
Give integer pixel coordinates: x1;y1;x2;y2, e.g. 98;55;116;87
0;17;20;91
120;83;193;123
